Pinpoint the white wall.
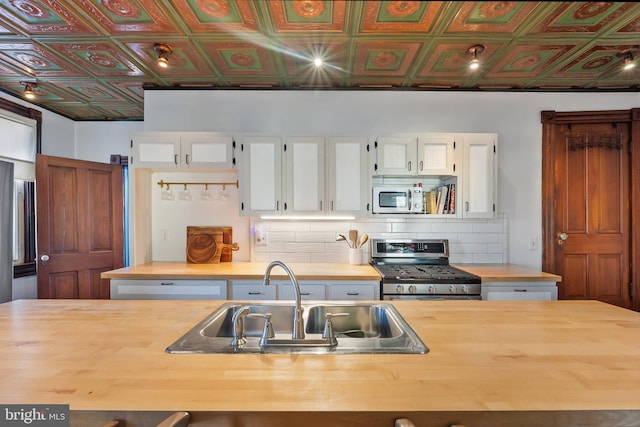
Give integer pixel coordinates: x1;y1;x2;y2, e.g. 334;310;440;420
144;90;640;268
75;121;143;163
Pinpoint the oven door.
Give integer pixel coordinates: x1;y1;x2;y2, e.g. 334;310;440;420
383;294;482;301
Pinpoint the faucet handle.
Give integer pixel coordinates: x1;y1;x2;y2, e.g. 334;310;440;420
248;313;275;346
322;312;349;345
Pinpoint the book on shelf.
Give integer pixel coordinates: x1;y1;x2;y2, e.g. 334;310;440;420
433;183;456;214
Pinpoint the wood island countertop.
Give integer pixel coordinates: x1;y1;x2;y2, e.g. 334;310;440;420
101;261;382;281
1;299;638;421
101;261;561;283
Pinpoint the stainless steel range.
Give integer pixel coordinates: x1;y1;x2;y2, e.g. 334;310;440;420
370;239;481;300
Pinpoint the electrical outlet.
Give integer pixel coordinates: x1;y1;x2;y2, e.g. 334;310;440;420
255;230;268;246
528;237;538;251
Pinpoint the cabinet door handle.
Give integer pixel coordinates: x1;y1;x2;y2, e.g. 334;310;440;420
514;289;528;292
407;161;412;171
160;282;175;286
419;160;423;171
174;154;178;165
347;292;359;296
248;291;263;295
465;201;469;212
185;154;190;165
300;292;311;296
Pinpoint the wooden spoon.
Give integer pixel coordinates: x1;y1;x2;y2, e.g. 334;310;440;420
349;229;358;249
357;234;368;249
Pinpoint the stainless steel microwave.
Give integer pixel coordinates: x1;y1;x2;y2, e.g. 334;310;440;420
373;187;423;214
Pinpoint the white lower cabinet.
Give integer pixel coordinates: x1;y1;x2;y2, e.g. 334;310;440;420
279;283;327;300
231;280;277;300
110;279;227;300
327;281;378;301
229;280;379;301
481;281;558;301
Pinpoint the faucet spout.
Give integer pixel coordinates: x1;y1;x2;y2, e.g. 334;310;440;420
263;261;305;339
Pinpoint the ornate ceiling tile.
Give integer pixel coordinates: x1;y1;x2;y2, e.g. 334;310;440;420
200;40;277;75
51;80;132;103
47;102;115;120
552;45;637;80
416;42;501;78
0;0;97;35
91;102;144;120
106;79;145;102
126;40;214;77
170;0;258;33
445;2;542;34
483;44;575;80
532;2;635;34
281;40;348;78
268;0;347;32
353;41;421;76
72;0;179;34
360;1;443;33
0;41;83;76
45;41;143;76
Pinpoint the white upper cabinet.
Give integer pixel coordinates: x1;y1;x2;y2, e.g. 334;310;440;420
239;136;283;215
284;137;325;213
130;132;235;169
374;136;417;175
460;133;497;218
180;132;235;169
327;137;370;215
417;134;458;175
374;135;458;176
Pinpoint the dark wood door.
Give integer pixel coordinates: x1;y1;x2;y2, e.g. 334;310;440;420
36;154;123;299
543;112;632;309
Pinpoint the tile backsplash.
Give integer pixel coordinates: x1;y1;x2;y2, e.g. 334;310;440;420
251;214;508;264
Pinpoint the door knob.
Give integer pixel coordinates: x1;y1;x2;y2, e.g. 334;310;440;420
557;232;568;245
40;254;50;265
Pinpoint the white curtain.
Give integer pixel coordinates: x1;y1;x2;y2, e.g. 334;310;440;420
0;160;14;303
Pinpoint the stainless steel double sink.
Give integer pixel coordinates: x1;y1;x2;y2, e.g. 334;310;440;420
166;302;428;354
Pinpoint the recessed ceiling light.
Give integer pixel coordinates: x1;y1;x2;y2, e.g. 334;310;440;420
618;48;637;71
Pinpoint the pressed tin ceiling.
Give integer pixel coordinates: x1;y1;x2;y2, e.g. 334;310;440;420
1;1;640;121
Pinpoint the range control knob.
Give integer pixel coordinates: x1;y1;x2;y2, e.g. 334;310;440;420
461;285;469;294
408;285;417;294
396;285;404;294
427;285;436;294
448;284;457;294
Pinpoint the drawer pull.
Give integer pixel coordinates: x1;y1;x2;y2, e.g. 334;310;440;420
301;292;311;296
514;289;528;292
248;291;263;295
347;292;360;296
160;282;175;286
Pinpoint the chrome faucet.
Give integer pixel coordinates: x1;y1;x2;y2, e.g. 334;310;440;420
262;261;305;339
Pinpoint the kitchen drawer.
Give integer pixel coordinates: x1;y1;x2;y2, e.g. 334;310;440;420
231;281;277;300
110;279;227;300
481;281;558;301
279;283;326;300
327;282;378;300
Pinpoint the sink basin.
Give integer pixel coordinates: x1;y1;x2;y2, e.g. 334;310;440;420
166;302;428;354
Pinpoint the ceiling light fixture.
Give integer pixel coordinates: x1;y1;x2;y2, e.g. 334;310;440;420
21;82;37;100
313;57;323;67
154;43;172;68
466;44;485;71
618;49;637;71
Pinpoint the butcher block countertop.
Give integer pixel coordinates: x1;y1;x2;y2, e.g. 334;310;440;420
101;261;382;281
102;261;561;282
453;263;562;282
1;299;639;418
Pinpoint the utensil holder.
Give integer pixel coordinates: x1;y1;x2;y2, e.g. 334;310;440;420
349;248;362;265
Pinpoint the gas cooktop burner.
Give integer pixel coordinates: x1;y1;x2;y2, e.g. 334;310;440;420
375;264;481;284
